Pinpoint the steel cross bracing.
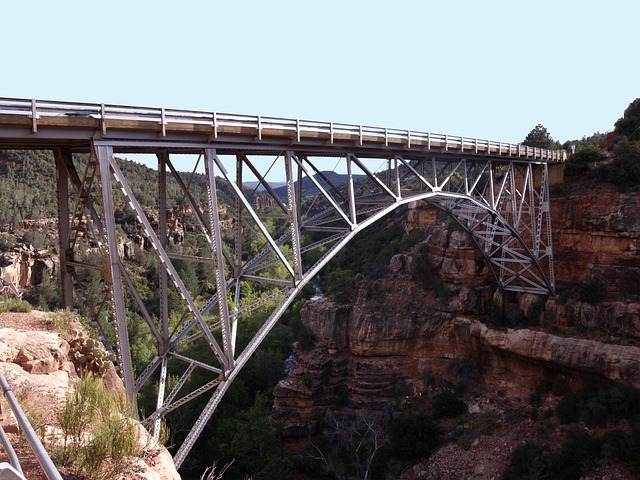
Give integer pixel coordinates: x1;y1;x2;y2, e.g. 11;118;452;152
54;141;554;468
0;98;561;468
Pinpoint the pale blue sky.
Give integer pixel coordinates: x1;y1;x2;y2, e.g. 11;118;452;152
2;0;638;145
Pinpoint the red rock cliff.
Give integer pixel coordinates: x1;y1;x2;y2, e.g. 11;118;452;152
273;179;640;468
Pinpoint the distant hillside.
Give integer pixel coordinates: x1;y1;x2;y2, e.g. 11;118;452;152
243;180;286;191
272;170;364;198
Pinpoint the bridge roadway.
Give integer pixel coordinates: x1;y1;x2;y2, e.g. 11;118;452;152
0;97;565;161
0;97;562;472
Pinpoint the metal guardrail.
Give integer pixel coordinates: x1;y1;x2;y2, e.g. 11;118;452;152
0;371;63;480
0;97;566;162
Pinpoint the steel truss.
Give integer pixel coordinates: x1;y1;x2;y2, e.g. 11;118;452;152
57;140;554;468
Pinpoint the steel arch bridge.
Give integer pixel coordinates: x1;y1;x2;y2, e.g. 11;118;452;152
0;98;563;467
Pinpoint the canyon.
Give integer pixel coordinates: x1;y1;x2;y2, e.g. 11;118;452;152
273;178;640;479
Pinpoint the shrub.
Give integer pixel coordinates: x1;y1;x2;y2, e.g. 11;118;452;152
609;138;640;188
564;145;607;176
22;230;47;251
614;98;640;138
0;233;14;250
551;378;569;397
484;299;502;327
556;384;640;427
560;429;601;479
431;391;467;419
322;269;355;304
503;441;548;480
576;278;605;304
504;303;526;329
55;374;139;480
25;274;61;311
556;393;579;424
388;413;441;461
526;300;545;325
602;428;640;474
0;298;32;313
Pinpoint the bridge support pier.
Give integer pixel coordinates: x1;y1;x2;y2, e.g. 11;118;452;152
547;162;564;187
54;149;74;309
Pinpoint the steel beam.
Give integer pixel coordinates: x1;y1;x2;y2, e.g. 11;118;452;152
95;144;136;402
55;139;556;469
54;148;73;308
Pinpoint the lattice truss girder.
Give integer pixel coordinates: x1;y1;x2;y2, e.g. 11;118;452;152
57;143;555;468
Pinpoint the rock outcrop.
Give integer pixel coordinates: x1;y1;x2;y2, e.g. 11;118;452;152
0;245;55;291
0;313;181;480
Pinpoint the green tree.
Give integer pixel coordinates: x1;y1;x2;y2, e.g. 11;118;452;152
388;413;440;461
503;442;548;480
523;124;560;150
564;145;607;176
615;98;640;140
206;393;294;480
609;137;640;188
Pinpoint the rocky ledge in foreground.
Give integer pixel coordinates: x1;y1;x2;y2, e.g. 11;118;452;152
0;311;181;480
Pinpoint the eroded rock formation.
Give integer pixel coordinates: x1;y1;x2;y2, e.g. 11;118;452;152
274;181;640;478
0;246;55;291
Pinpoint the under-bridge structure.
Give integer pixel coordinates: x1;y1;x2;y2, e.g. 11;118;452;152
0;98;564;469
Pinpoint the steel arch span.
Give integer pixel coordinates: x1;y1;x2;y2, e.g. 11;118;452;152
78;144;554;468
0;98;560;468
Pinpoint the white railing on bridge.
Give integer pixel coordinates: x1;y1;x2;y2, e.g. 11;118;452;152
0;97;566;162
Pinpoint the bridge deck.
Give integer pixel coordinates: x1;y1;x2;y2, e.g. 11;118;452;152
0;98;565;161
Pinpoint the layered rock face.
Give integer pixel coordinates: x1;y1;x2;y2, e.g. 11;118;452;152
552;181;640;292
274;182;640;443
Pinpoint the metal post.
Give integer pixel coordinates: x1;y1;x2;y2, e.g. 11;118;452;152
285;151;303;281
393;156;401;197
204;149;234;368
157;152;169;344
0;372;63;480
346;155;357;226
155;151;169;439
95;144;136;403
154;357;168;439
54;148;73;308
0;424;23;475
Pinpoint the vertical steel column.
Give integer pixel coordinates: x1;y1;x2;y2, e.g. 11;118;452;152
157;152;169;343
525;164;536;247
154;356;168;438
431;156;438;189
232;154;244;355
285;151;303;281
346;155;357;226
54;148;73;308
296;157;303;227
155;151;169;438
542;164;555;292
95;144;136;403
489;161;496;209
393;156;401;197
386;158;391;188
204;149;234;368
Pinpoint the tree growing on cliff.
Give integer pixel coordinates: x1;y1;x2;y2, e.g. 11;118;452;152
564;145;608;176
609;137;640;188
306;413;387;480
615;98;640;141
522;124;560;150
